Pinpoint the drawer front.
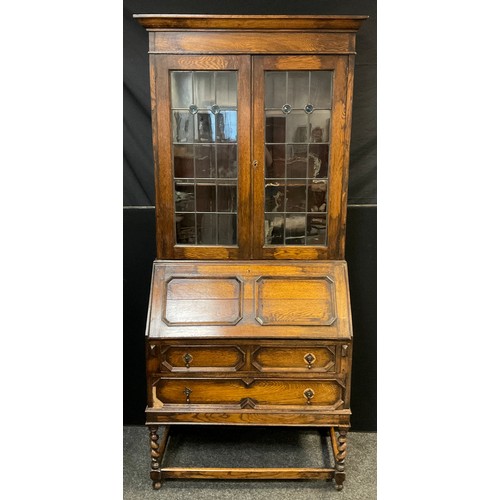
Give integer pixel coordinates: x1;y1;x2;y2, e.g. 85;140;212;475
251;345;337;373
160;345;245;372
151;377;345;408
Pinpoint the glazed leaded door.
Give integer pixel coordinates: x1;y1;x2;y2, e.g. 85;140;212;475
252;56;351;259
152;55;251;259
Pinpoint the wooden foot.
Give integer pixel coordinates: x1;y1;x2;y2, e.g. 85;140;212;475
330;426;348;490
334;468;346;491
153;481;162;490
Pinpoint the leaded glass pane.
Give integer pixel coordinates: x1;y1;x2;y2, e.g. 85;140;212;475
264;70;333;247
170;71;238;246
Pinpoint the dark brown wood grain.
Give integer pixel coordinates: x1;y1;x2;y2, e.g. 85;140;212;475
134;14;368;31
162;345;246;372
151;377;344;407
142;21;363;261
146;410;351;427
151;54;251;260
251;55;350;260
146;260;352;339
160;467;336;480
252;345;337;373
136;13;367;488
149;32;355;55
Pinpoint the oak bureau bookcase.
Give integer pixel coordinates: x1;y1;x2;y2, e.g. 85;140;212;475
134;14;367;491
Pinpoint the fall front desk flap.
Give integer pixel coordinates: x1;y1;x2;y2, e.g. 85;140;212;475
146;260;352;339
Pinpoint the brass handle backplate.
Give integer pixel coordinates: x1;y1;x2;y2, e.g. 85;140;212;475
304;353;316;369
183;387;192;403
303;388;315;405
183;352;193;368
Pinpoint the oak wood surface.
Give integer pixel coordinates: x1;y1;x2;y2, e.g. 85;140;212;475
147;260;352;339
146;409;351;426
136;13;367;488
149;32;355;55
134;14;368;31
143;25;363;260
252;55;350;260
147;338;349;376
152;54;251;260
160;467;335;480
161;345;245;372
151;377;344;407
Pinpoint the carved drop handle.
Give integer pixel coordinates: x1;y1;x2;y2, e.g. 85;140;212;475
304;353;316;369
303;388;315;405
183;353;193;368
183;387;192;404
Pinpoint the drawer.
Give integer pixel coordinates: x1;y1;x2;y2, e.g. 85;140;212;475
251;345;338;373
159;345;245;372
151;377;345;408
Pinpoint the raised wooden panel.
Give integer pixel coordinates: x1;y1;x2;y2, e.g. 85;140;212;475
147;261;352;339
152;378;344;408
163;277;242;326
255;276;336;326
161;345;245;372
252;345;336;372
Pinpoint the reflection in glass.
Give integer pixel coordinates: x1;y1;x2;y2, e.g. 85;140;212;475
175;182;195;212
310;72;332;109
173;145;194;178
308;144;329;178
172;112;194;143
285;214;306;245
197;213;217;245
265;111;285;143
286;183;307;212
195;112;215;143
217;145;238;178
265;214;284;245
170;70;238;246
194;145;216;178
171;72;192;109
216;111;237;142
265;182;285;212
309;110;330;143
264;70;332;246
194;72;215;107
215;72;237;107
265;72;287;108
287;111;308;143
176;214;196;244
286;145;307;178
218;214;237;245
265;145;286;178
307;180;328;212
287;71;309;109
217;183;237;212
196;183;216;212
306;215;327;245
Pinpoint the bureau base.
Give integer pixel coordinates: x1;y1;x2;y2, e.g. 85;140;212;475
148;423;349;491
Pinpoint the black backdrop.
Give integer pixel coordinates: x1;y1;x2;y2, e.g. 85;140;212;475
123;0;377;431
